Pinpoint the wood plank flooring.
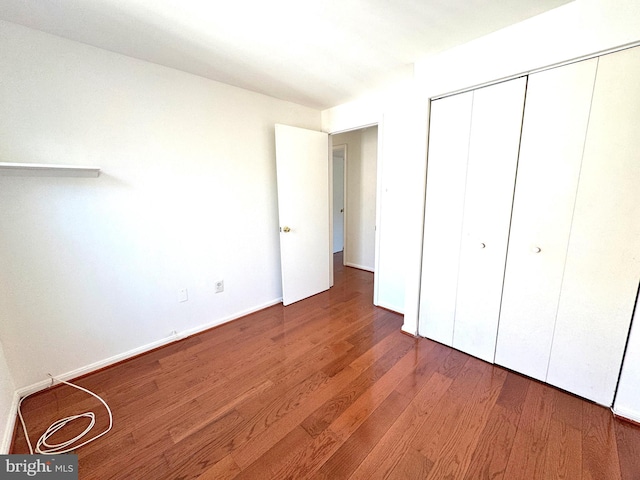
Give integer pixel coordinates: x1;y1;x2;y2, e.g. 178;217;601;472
11;253;640;479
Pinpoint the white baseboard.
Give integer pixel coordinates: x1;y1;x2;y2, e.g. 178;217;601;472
172;298;282;341
375;300;404;315
613;406;640;424
401;323;418;337
1;393;20;454
1;297;282;453
344;262;374;272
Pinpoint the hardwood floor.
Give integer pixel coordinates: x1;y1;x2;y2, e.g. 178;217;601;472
11;253;640;479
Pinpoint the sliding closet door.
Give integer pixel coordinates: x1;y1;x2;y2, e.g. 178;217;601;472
452;78;526;362
495;59;598;380
419;92;472;345
546;47;640;405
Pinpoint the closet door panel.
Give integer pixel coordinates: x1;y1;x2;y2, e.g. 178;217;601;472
452;78;526;362
494;59;598;380
613;299;640;421
419;92;473;345
546;47;640;405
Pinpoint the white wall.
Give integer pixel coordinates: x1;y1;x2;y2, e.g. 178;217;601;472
331;127;378;272
0;18;321;402
358;127;378;271
323;78;428;317
0;341;16;453
377;90;427;317
414;0;640;100
323;0;640;332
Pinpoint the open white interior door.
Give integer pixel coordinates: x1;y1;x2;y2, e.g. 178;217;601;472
275;124;331;306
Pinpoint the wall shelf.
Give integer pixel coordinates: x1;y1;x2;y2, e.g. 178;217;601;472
0;162;101;177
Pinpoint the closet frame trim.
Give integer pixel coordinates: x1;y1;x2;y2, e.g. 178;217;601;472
430;40;640;102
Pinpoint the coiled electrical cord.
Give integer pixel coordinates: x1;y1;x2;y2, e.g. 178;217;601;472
17;375;113;454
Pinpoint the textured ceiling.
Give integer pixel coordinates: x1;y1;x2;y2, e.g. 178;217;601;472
0;0;572;109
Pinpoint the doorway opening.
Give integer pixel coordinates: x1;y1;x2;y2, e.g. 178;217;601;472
332;144;346;255
330;125;378;273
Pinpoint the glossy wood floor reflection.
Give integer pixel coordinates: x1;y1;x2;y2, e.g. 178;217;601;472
12;253;640;479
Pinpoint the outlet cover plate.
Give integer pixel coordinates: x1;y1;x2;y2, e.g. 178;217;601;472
178;288;188;302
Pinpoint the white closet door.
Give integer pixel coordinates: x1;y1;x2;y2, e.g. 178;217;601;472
494;59;598;380
419;92;472;345
546;47;640;405
614;302;640;422
452;78;526;362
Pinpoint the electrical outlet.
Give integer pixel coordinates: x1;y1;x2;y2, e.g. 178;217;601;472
178;288;188;302
215;280;224;293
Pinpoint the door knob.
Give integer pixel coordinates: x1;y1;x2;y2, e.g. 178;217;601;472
282;226;291;233
480;243;486;249
531;246;541;253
